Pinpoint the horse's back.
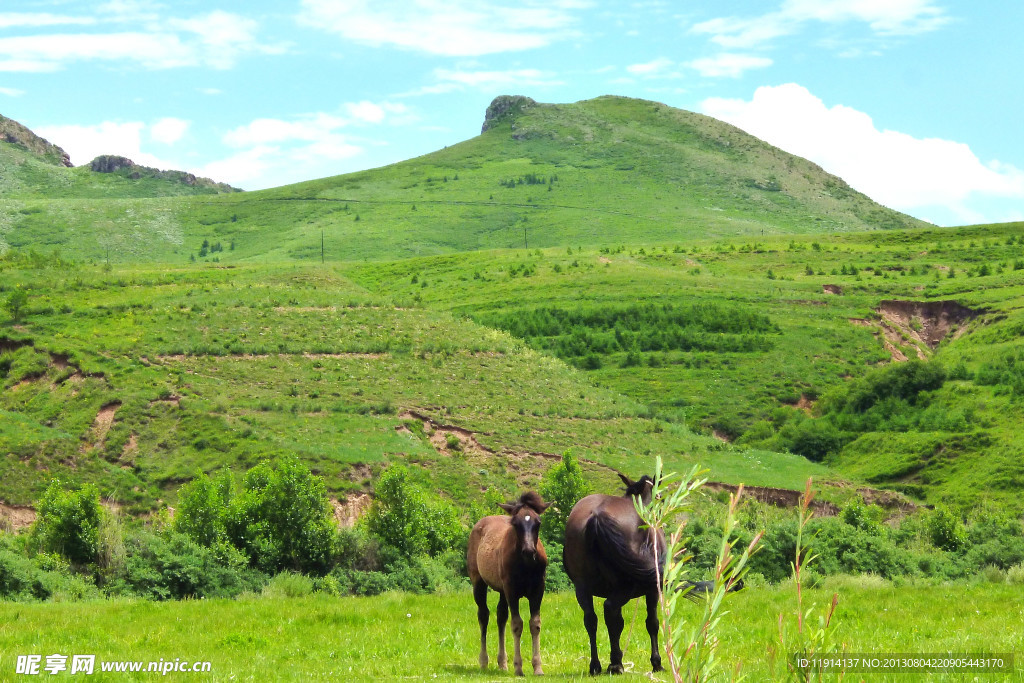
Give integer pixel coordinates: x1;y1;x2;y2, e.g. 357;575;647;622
467;515;512;589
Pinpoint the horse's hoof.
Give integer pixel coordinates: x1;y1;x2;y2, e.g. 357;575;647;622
533;666;544;675
652;664;664;673
609;663;624;675
589;662;602;676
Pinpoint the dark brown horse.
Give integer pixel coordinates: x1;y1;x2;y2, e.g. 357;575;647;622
467;491;550;676
564;474;664;675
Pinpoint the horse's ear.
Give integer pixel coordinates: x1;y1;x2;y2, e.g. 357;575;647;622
497;502;515;514
536;501;552;514
618;472;635;489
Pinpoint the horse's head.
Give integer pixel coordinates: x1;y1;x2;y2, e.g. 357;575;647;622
619;473;657;506
498;491;550;565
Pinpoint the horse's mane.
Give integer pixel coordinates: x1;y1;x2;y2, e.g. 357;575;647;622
507;491;547;515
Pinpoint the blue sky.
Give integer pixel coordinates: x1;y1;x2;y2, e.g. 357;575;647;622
1;0;1021;227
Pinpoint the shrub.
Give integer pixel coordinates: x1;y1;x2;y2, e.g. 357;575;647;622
33;480;102;565
784;419;845;462
263;572;314;598
113;530;265;600
365;465;463;560
224;457;335;575
538;450;588;547
928;507;967;552
0;547;99;601
174;468;232;546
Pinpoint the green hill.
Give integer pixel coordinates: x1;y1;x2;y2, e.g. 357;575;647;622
2;96;1022;519
1;96;926;263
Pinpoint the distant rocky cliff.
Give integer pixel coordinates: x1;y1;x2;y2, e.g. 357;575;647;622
0;114;72;167
481;95;537;133
89;154;240;192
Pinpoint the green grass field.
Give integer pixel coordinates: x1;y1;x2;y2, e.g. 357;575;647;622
1;581;1020;681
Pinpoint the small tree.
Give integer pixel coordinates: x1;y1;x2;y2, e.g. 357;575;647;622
365;465;461;559
34;480;102;565
538;449;588;547
174;468;233;546
224;457;335;574
5;289;28;322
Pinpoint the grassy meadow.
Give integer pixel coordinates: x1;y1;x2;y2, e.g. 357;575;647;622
1;580;1020;681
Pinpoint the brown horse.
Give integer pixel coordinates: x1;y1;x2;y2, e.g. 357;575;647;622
467;491;550;676
563;474;664;675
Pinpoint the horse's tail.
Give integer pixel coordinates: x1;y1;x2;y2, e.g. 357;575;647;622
585;513;660;586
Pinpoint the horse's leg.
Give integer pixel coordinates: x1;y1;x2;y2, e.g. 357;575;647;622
496;593;509;671
575;588;601;675
604;596;627;674
645;590;663;672
473;579;489;669
509;594;526;676
527;588;544;675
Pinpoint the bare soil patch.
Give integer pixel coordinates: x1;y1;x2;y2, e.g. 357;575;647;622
331;493;373;528
877;300;980;349
0;502;36;531
704;482;840;516
81;401;121;454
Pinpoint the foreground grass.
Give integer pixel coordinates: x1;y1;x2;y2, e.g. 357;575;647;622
0;581;1020;681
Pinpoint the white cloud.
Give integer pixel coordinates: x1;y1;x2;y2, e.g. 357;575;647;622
781;0;949;34
35;120;175;169
691;0;948;50
626;57;675;76
223;113;350;148
150;117;190;145
690;16;793;49
432;67;564;89
223;101;409;149
0;86;24;96
0;58;61;72
344;100;409;124
0;13;96;28
298;0;582;56
196;146;277;186
700;84;1024;223
0;10;283;72
689;53;772;78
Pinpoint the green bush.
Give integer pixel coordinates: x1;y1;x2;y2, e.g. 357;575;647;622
174;468;232;546
365;465;463;559
113;530;265;600
34;480;102;565
783;419;846;461
224;457;335;575
0;547;99;601
929;507;967;552
263;571;314;598
538;449;588;547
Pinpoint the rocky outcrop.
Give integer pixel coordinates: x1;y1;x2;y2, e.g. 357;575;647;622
482;95;537;133
87;155;240;193
0;114;73;167
90;155;136;173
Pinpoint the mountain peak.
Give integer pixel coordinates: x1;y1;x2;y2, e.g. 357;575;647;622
481;95;537;133
0;113;72;167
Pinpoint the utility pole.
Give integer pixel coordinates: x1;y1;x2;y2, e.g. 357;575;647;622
524;225;528;249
